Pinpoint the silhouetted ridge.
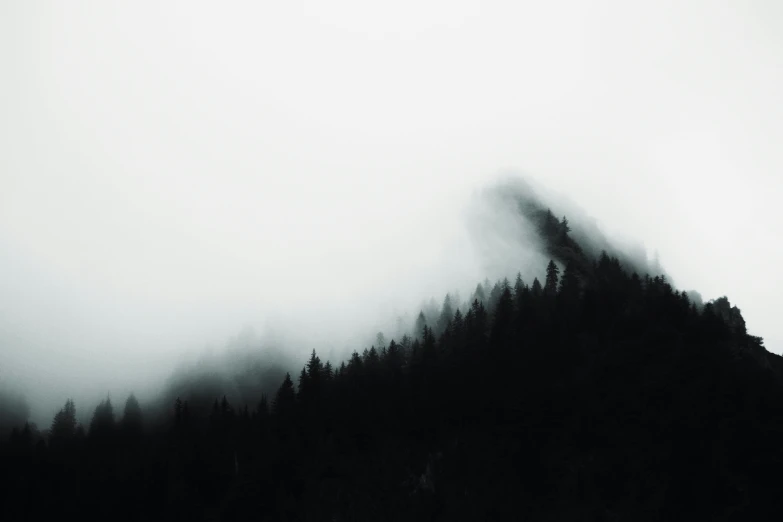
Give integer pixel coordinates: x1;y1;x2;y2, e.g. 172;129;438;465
486;176;662;281
2;194;782;521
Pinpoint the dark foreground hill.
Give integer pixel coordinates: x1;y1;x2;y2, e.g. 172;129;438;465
2;184;782;521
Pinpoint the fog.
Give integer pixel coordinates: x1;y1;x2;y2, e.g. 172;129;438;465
2;1;782;427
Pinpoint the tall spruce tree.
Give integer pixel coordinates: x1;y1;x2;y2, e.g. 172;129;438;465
437;294;454;336
121;393;143;437
544;260;560;296
89;397;115;438
50;398;77;445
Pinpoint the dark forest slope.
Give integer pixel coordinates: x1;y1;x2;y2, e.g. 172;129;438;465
2;186;783;522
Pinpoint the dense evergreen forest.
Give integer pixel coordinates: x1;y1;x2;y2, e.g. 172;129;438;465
2;192;783;522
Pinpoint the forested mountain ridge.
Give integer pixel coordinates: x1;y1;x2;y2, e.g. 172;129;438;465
2;186;783;522
495;179;779;376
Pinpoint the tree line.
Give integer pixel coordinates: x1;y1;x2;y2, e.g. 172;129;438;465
2;206;783;521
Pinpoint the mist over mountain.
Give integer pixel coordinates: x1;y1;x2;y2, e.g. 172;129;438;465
0;174;648;428
4;1;783;518
3;176;782;521
0;174;770;429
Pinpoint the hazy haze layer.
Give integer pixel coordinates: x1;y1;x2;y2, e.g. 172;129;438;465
2;1;782;424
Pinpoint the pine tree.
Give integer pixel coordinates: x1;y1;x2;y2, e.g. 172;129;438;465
559;260;581;299
540;209;560;238
347;351;363;376
301;350;324;403
415;326;438;376
272;373;296;418
514;273;530;314
544;260;560;296
385;340;403;373
410;338;422;363
218;396;235;438
307;349;323;377
560;215;571;234
473;283;487;303
89;397;115;438
399;334;412;361
437;294;454;335
122;393;143;437
366;346;380;372
452;308;465;336
596;251;616;285
488;281;503;311
415;311;427;340
375;332;387;351
50;399;77;446
491;284;514;350
514;273;525;299
531;277;543;297
298;367;309;400
467;299;488;349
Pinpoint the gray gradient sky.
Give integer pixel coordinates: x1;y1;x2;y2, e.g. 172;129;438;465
2;1;783;422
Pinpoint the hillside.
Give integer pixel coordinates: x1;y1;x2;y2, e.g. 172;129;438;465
2;185;783;522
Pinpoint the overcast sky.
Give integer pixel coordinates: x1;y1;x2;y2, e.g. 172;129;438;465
2;1;783;421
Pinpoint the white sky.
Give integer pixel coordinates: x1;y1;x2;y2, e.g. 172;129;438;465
2;0;783;420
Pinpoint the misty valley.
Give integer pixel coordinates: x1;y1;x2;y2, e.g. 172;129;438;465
2;182;783;521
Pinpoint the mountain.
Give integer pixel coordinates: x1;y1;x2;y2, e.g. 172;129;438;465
2;182;783;521
491;178;781;376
